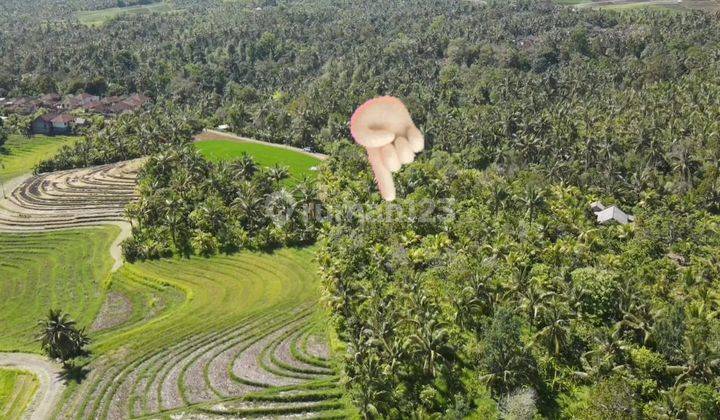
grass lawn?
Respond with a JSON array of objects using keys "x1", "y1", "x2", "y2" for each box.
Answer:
[
  {"x1": 0, "y1": 368, "x2": 39, "y2": 420},
  {"x1": 0, "y1": 228, "x2": 118, "y2": 352},
  {"x1": 0, "y1": 134, "x2": 76, "y2": 184},
  {"x1": 77, "y1": 2, "x2": 174, "y2": 26},
  {"x1": 195, "y1": 139, "x2": 321, "y2": 185}
]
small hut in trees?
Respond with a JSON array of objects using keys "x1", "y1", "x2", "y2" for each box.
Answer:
[{"x1": 591, "y1": 202, "x2": 634, "y2": 225}]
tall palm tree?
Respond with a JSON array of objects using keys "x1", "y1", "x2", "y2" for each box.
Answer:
[
  {"x1": 230, "y1": 154, "x2": 258, "y2": 179},
  {"x1": 267, "y1": 165, "x2": 290, "y2": 186},
  {"x1": 532, "y1": 298, "x2": 572, "y2": 355},
  {"x1": 521, "y1": 185, "x2": 545, "y2": 222},
  {"x1": 670, "y1": 143, "x2": 700, "y2": 186},
  {"x1": 37, "y1": 309, "x2": 90, "y2": 367},
  {"x1": 517, "y1": 284, "x2": 555, "y2": 326}
]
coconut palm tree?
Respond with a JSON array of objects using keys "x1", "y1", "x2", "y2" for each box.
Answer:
[
  {"x1": 532, "y1": 298, "x2": 572, "y2": 356},
  {"x1": 37, "y1": 309, "x2": 90, "y2": 367},
  {"x1": 670, "y1": 143, "x2": 700, "y2": 187},
  {"x1": 520, "y1": 185, "x2": 544, "y2": 223},
  {"x1": 230, "y1": 154, "x2": 258, "y2": 179},
  {"x1": 267, "y1": 165, "x2": 290, "y2": 186}
]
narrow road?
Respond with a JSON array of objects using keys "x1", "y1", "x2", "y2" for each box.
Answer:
[
  {"x1": 0, "y1": 353, "x2": 63, "y2": 420},
  {"x1": 0, "y1": 164, "x2": 137, "y2": 418},
  {"x1": 109, "y1": 221, "x2": 131, "y2": 272},
  {"x1": 195, "y1": 129, "x2": 328, "y2": 160}
]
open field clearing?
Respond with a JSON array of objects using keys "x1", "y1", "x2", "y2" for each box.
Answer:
[
  {"x1": 0, "y1": 228, "x2": 118, "y2": 352},
  {"x1": 194, "y1": 129, "x2": 327, "y2": 161},
  {"x1": 56, "y1": 247, "x2": 353, "y2": 419},
  {"x1": 0, "y1": 368, "x2": 38, "y2": 419},
  {"x1": 77, "y1": 2, "x2": 175, "y2": 26},
  {"x1": 0, "y1": 135, "x2": 76, "y2": 186},
  {"x1": 195, "y1": 137, "x2": 323, "y2": 184}
]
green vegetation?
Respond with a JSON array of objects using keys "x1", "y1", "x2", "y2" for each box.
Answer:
[
  {"x1": 38, "y1": 309, "x2": 91, "y2": 367},
  {"x1": 195, "y1": 139, "x2": 320, "y2": 183},
  {"x1": 35, "y1": 106, "x2": 201, "y2": 173},
  {"x1": 0, "y1": 369, "x2": 39, "y2": 420},
  {"x1": 56, "y1": 247, "x2": 352, "y2": 418},
  {"x1": 0, "y1": 135, "x2": 75, "y2": 183},
  {"x1": 0, "y1": 224, "x2": 347, "y2": 418},
  {"x1": 2, "y1": 0, "x2": 720, "y2": 417},
  {"x1": 321, "y1": 149, "x2": 720, "y2": 417},
  {"x1": 123, "y1": 142, "x2": 320, "y2": 260},
  {"x1": 0, "y1": 228, "x2": 118, "y2": 352},
  {"x1": 77, "y1": 2, "x2": 173, "y2": 26},
  {"x1": 1, "y1": 0, "x2": 717, "y2": 152},
  {"x1": 0, "y1": 117, "x2": 7, "y2": 148}
]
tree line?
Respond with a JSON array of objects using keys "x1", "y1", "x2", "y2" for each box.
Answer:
[
  {"x1": 7, "y1": 0, "x2": 720, "y2": 417},
  {"x1": 123, "y1": 141, "x2": 320, "y2": 260},
  {"x1": 34, "y1": 103, "x2": 203, "y2": 173}
]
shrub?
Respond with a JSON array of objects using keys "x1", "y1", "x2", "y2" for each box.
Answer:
[
  {"x1": 570, "y1": 267, "x2": 620, "y2": 324},
  {"x1": 499, "y1": 387, "x2": 538, "y2": 420}
]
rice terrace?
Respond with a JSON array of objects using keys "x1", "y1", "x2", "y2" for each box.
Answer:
[
  {"x1": 3, "y1": 0, "x2": 720, "y2": 418},
  {"x1": 0, "y1": 130, "x2": 351, "y2": 418}
]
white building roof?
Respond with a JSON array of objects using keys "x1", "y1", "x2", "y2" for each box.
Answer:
[
  {"x1": 217, "y1": 124, "x2": 230, "y2": 131},
  {"x1": 595, "y1": 205, "x2": 633, "y2": 225},
  {"x1": 590, "y1": 201, "x2": 605, "y2": 212}
]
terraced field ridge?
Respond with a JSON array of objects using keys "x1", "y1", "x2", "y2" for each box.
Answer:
[
  {"x1": 0, "y1": 353, "x2": 64, "y2": 420},
  {"x1": 0, "y1": 139, "x2": 351, "y2": 418},
  {"x1": 56, "y1": 249, "x2": 352, "y2": 419},
  {"x1": 0, "y1": 367, "x2": 39, "y2": 419},
  {"x1": 0, "y1": 159, "x2": 143, "y2": 232}
]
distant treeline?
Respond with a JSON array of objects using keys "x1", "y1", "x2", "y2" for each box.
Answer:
[
  {"x1": 34, "y1": 103, "x2": 203, "y2": 173},
  {"x1": 9, "y1": 0, "x2": 720, "y2": 417},
  {"x1": 2, "y1": 0, "x2": 718, "y2": 161}
]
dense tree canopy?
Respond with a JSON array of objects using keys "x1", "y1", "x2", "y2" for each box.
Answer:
[
  {"x1": 34, "y1": 103, "x2": 203, "y2": 172},
  {"x1": 5, "y1": 0, "x2": 720, "y2": 417},
  {"x1": 123, "y1": 143, "x2": 320, "y2": 260},
  {"x1": 319, "y1": 146, "x2": 720, "y2": 417},
  {"x1": 2, "y1": 0, "x2": 719, "y2": 160}
]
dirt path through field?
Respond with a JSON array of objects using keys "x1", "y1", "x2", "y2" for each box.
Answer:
[
  {"x1": 0, "y1": 173, "x2": 32, "y2": 200},
  {"x1": 109, "y1": 221, "x2": 131, "y2": 272},
  {"x1": 0, "y1": 353, "x2": 64, "y2": 420}
]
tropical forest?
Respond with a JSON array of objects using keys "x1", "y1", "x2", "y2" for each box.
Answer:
[{"x1": 0, "y1": 0, "x2": 719, "y2": 419}]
